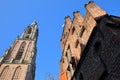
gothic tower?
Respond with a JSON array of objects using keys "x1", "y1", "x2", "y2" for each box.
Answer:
[{"x1": 0, "y1": 22, "x2": 38, "y2": 80}]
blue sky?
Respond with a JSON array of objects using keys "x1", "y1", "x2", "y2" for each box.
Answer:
[{"x1": 0, "y1": 0, "x2": 120, "y2": 80}]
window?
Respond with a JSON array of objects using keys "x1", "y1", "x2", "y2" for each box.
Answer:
[
  {"x1": 20, "y1": 42, "x2": 26, "y2": 49},
  {"x1": 12, "y1": 66, "x2": 21, "y2": 80},
  {"x1": 27, "y1": 27, "x2": 32, "y2": 34},
  {"x1": 15, "y1": 42, "x2": 26, "y2": 60},
  {"x1": 66, "y1": 45, "x2": 72, "y2": 62},
  {"x1": 24, "y1": 27, "x2": 33, "y2": 39},
  {"x1": 5, "y1": 41, "x2": 19, "y2": 61},
  {"x1": 71, "y1": 27, "x2": 75, "y2": 35},
  {"x1": 68, "y1": 29, "x2": 70, "y2": 32},
  {"x1": 70, "y1": 57, "x2": 76, "y2": 70},
  {"x1": 0, "y1": 66, "x2": 9, "y2": 79},
  {"x1": 25, "y1": 35, "x2": 29, "y2": 39},
  {"x1": 67, "y1": 65, "x2": 72, "y2": 77},
  {"x1": 75, "y1": 40, "x2": 79, "y2": 48},
  {"x1": 80, "y1": 26, "x2": 85, "y2": 37},
  {"x1": 67, "y1": 65, "x2": 71, "y2": 72}
]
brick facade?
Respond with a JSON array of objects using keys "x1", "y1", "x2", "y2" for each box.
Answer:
[
  {"x1": 72, "y1": 15, "x2": 120, "y2": 80},
  {"x1": 60, "y1": 1, "x2": 107, "y2": 80}
]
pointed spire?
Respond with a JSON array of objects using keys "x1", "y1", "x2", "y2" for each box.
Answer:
[{"x1": 31, "y1": 21, "x2": 37, "y2": 26}]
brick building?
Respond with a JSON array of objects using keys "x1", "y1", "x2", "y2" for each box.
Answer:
[
  {"x1": 0, "y1": 22, "x2": 38, "y2": 80},
  {"x1": 60, "y1": 1, "x2": 120, "y2": 80},
  {"x1": 72, "y1": 14, "x2": 120, "y2": 80}
]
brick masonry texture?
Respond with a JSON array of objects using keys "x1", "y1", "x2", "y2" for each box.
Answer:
[
  {"x1": 72, "y1": 16, "x2": 120, "y2": 80},
  {"x1": 60, "y1": 1, "x2": 120, "y2": 80}
]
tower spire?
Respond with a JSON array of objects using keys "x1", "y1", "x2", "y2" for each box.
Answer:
[{"x1": 0, "y1": 22, "x2": 38, "y2": 80}]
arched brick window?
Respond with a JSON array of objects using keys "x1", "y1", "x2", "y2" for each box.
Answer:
[
  {"x1": 12, "y1": 66, "x2": 21, "y2": 80},
  {"x1": 71, "y1": 27, "x2": 75, "y2": 35},
  {"x1": 5, "y1": 41, "x2": 20, "y2": 61},
  {"x1": 80, "y1": 26, "x2": 85, "y2": 37},
  {"x1": 0, "y1": 66, "x2": 9, "y2": 79},
  {"x1": 25, "y1": 27, "x2": 33, "y2": 39},
  {"x1": 15, "y1": 41, "x2": 26, "y2": 60},
  {"x1": 75, "y1": 40, "x2": 79, "y2": 48},
  {"x1": 27, "y1": 27, "x2": 32, "y2": 34}
]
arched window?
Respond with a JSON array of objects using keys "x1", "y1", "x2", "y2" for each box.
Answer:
[
  {"x1": 0, "y1": 66, "x2": 9, "y2": 79},
  {"x1": 70, "y1": 57, "x2": 76, "y2": 70},
  {"x1": 75, "y1": 40, "x2": 79, "y2": 48},
  {"x1": 4, "y1": 41, "x2": 20, "y2": 62},
  {"x1": 71, "y1": 27, "x2": 75, "y2": 35},
  {"x1": 27, "y1": 27, "x2": 32, "y2": 34},
  {"x1": 15, "y1": 42, "x2": 26, "y2": 60},
  {"x1": 80, "y1": 26, "x2": 85, "y2": 37},
  {"x1": 24, "y1": 27, "x2": 33, "y2": 39},
  {"x1": 12, "y1": 66, "x2": 21, "y2": 80}
]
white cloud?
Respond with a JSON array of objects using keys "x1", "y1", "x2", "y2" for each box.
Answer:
[{"x1": 62, "y1": 24, "x2": 65, "y2": 28}]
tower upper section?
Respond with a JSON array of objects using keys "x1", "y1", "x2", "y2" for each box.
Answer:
[
  {"x1": 22, "y1": 21, "x2": 38, "y2": 42},
  {"x1": 0, "y1": 21, "x2": 38, "y2": 64},
  {"x1": 0, "y1": 22, "x2": 38, "y2": 80}
]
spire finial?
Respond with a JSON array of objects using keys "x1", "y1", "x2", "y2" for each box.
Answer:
[{"x1": 31, "y1": 21, "x2": 37, "y2": 25}]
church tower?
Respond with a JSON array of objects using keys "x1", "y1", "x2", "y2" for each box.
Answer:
[{"x1": 0, "y1": 22, "x2": 38, "y2": 80}]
